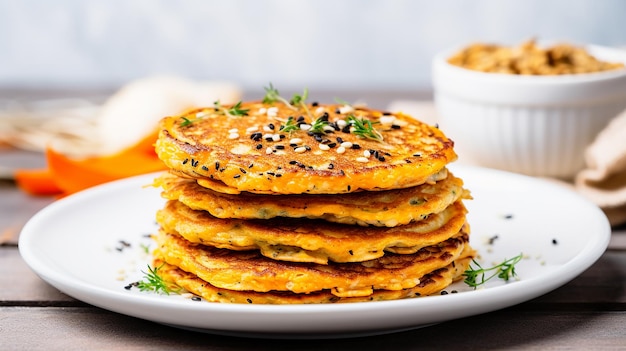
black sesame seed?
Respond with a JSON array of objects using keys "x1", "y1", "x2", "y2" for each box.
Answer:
[
  {"x1": 265, "y1": 137, "x2": 273, "y2": 142},
  {"x1": 256, "y1": 144, "x2": 263, "y2": 150},
  {"x1": 191, "y1": 296, "x2": 201, "y2": 301},
  {"x1": 268, "y1": 123, "x2": 275, "y2": 130},
  {"x1": 341, "y1": 125, "x2": 351, "y2": 133},
  {"x1": 215, "y1": 162, "x2": 220, "y2": 170},
  {"x1": 351, "y1": 144, "x2": 361, "y2": 149},
  {"x1": 124, "y1": 284, "x2": 132, "y2": 290},
  {"x1": 347, "y1": 185, "x2": 351, "y2": 191},
  {"x1": 279, "y1": 134, "x2": 285, "y2": 139},
  {"x1": 382, "y1": 111, "x2": 392, "y2": 115},
  {"x1": 328, "y1": 163, "x2": 335, "y2": 169},
  {"x1": 327, "y1": 142, "x2": 337, "y2": 148},
  {"x1": 234, "y1": 174, "x2": 241, "y2": 179},
  {"x1": 275, "y1": 145, "x2": 285, "y2": 150},
  {"x1": 267, "y1": 172, "x2": 275, "y2": 176},
  {"x1": 312, "y1": 101, "x2": 319, "y2": 107},
  {"x1": 182, "y1": 158, "x2": 189, "y2": 165},
  {"x1": 276, "y1": 174, "x2": 282, "y2": 177},
  {"x1": 289, "y1": 160, "x2": 298, "y2": 165},
  {"x1": 246, "y1": 298, "x2": 252, "y2": 303},
  {"x1": 248, "y1": 163, "x2": 254, "y2": 168},
  {"x1": 314, "y1": 135, "x2": 323, "y2": 142},
  {"x1": 202, "y1": 165, "x2": 209, "y2": 171},
  {"x1": 336, "y1": 137, "x2": 344, "y2": 143},
  {"x1": 305, "y1": 145, "x2": 311, "y2": 151},
  {"x1": 335, "y1": 109, "x2": 341, "y2": 114},
  {"x1": 240, "y1": 168, "x2": 247, "y2": 174},
  {"x1": 297, "y1": 116, "x2": 305, "y2": 122},
  {"x1": 391, "y1": 124, "x2": 401, "y2": 129},
  {"x1": 349, "y1": 250, "x2": 354, "y2": 255},
  {"x1": 378, "y1": 156, "x2": 386, "y2": 162},
  {"x1": 552, "y1": 239, "x2": 558, "y2": 245},
  {"x1": 440, "y1": 291, "x2": 449, "y2": 295}
]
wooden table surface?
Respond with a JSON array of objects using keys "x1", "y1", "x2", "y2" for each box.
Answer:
[{"x1": 1, "y1": 89, "x2": 625, "y2": 350}]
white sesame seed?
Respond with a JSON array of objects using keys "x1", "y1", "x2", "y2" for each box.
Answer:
[
  {"x1": 228, "y1": 133, "x2": 239, "y2": 140},
  {"x1": 319, "y1": 144, "x2": 330, "y2": 151},
  {"x1": 263, "y1": 133, "x2": 274, "y2": 139},
  {"x1": 336, "y1": 146, "x2": 346, "y2": 154},
  {"x1": 340, "y1": 141, "x2": 353, "y2": 148},
  {"x1": 356, "y1": 157, "x2": 369, "y2": 163},
  {"x1": 294, "y1": 146, "x2": 307, "y2": 153},
  {"x1": 323, "y1": 125, "x2": 335, "y2": 132},
  {"x1": 228, "y1": 128, "x2": 239, "y2": 133},
  {"x1": 246, "y1": 126, "x2": 259, "y2": 133},
  {"x1": 263, "y1": 125, "x2": 273, "y2": 132},
  {"x1": 339, "y1": 105, "x2": 354, "y2": 114},
  {"x1": 289, "y1": 138, "x2": 303, "y2": 144},
  {"x1": 267, "y1": 107, "x2": 278, "y2": 117},
  {"x1": 300, "y1": 124, "x2": 312, "y2": 131},
  {"x1": 337, "y1": 119, "x2": 347, "y2": 128},
  {"x1": 315, "y1": 106, "x2": 325, "y2": 115},
  {"x1": 258, "y1": 107, "x2": 267, "y2": 114},
  {"x1": 272, "y1": 134, "x2": 281, "y2": 142},
  {"x1": 380, "y1": 116, "x2": 396, "y2": 125},
  {"x1": 364, "y1": 150, "x2": 371, "y2": 157},
  {"x1": 266, "y1": 147, "x2": 273, "y2": 154}
]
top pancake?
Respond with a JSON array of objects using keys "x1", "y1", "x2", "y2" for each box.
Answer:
[{"x1": 155, "y1": 101, "x2": 457, "y2": 194}]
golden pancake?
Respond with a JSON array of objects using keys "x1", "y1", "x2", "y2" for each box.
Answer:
[
  {"x1": 154, "y1": 171, "x2": 469, "y2": 227},
  {"x1": 153, "y1": 255, "x2": 473, "y2": 304},
  {"x1": 155, "y1": 101, "x2": 456, "y2": 194},
  {"x1": 156, "y1": 199, "x2": 469, "y2": 264},
  {"x1": 154, "y1": 229, "x2": 472, "y2": 297}
]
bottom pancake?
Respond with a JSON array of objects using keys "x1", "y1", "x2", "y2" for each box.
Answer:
[
  {"x1": 153, "y1": 255, "x2": 473, "y2": 304},
  {"x1": 154, "y1": 229, "x2": 474, "y2": 297}
]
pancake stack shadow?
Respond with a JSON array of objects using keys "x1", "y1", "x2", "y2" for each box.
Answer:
[{"x1": 150, "y1": 99, "x2": 476, "y2": 304}]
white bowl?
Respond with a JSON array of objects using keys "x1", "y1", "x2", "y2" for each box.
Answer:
[{"x1": 432, "y1": 44, "x2": 626, "y2": 179}]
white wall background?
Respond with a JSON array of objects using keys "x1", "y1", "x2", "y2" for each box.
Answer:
[{"x1": 1, "y1": 0, "x2": 625, "y2": 91}]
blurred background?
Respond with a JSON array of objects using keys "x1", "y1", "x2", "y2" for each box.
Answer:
[{"x1": 2, "y1": 0, "x2": 626, "y2": 92}]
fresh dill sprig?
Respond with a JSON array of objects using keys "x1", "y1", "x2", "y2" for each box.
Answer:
[
  {"x1": 279, "y1": 116, "x2": 300, "y2": 133},
  {"x1": 290, "y1": 88, "x2": 313, "y2": 119},
  {"x1": 135, "y1": 264, "x2": 173, "y2": 295},
  {"x1": 463, "y1": 253, "x2": 523, "y2": 289},
  {"x1": 346, "y1": 114, "x2": 384, "y2": 141},
  {"x1": 214, "y1": 100, "x2": 249, "y2": 118},
  {"x1": 308, "y1": 115, "x2": 331, "y2": 134}
]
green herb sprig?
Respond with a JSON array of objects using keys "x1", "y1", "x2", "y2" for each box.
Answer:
[
  {"x1": 463, "y1": 253, "x2": 523, "y2": 289},
  {"x1": 347, "y1": 114, "x2": 384, "y2": 142},
  {"x1": 135, "y1": 264, "x2": 174, "y2": 295},
  {"x1": 214, "y1": 100, "x2": 249, "y2": 118},
  {"x1": 263, "y1": 83, "x2": 294, "y2": 108},
  {"x1": 279, "y1": 116, "x2": 300, "y2": 134},
  {"x1": 263, "y1": 83, "x2": 313, "y2": 119},
  {"x1": 309, "y1": 116, "x2": 331, "y2": 134}
]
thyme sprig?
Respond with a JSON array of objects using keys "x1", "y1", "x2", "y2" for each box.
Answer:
[
  {"x1": 463, "y1": 253, "x2": 523, "y2": 289},
  {"x1": 135, "y1": 264, "x2": 174, "y2": 295},
  {"x1": 347, "y1": 114, "x2": 384, "y2": 142},
  {"x1": 214, "y1": 100, "x2": 249, "y2": 118},
  {"x1": 263, "y1": 83, "x2": 294, "y2": 108},
  {"x1": 279, "y1": 116, "x2": 300, "y2": 134},
  {"x1": 309, "y1": 115, "x2": 331, "y2": 134},
  {"x1": 263, "y1": 83, "x2": 313, "y2": 119}
]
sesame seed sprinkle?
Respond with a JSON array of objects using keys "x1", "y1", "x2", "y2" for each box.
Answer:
[
  {"x1": 356, "y1": 157, "x2": 369, "y2": 163},
  {"x1": 336, "y1": 146, "x2": 346, "y2": 154},
  {"x1": 319, "y1": 144, "x2": 330, "y2": 151},
  {"x1": 294, "y1": 146, "x2": 307, "y2": 153}
]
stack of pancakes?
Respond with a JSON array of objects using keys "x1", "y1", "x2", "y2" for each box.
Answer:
[{"x1": 151, "y1": 98, "x2": 475, "y2": 304}]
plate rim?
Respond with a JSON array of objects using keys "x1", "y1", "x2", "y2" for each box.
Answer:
[{"x1": 18, "y1": 165, "x2": 611, "y2": 337}]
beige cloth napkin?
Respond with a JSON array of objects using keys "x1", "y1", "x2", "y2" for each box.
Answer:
[
  {"x1": 575, "y1": 108, "x2": 626, "y2": 227},
  {"x1": 388, "y1": 100, "x2": 626, "y2": 227}
]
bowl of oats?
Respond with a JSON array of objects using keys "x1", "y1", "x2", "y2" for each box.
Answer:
[{"x1": 432, "y1": 39, "x2": 626, "y2": 179}]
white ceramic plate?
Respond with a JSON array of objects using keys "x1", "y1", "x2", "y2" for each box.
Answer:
[{"x1": 19, "y1": 164, "x2": 611, "y2": 339}]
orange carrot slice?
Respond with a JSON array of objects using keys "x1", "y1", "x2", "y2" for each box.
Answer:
[{"x1": 14, "y1": 168, "x2": 63, "y2": 196}]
